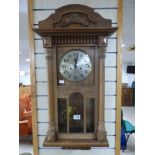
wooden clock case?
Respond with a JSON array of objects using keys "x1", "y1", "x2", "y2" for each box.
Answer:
[{"x1": 33, "y1": 4, "x2": 117, "y2": 148}]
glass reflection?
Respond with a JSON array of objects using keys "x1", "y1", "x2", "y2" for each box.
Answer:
[
  {"x1": 58, "y1": 98, "x2": 67, "y2": 133},
  {"x1": 86, "y1": 98, "x2": 95, "y2": 132},
  {"x1": 69, "y1": 92, "x2": 84, "y2": 133}
]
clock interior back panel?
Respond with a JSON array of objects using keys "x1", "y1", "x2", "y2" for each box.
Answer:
[{"x1": 33, "y1": 0, "x2": 118, "y2": 154}]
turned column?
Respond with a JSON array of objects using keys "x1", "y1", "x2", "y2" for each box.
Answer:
[{"x1": 97, "y1": 36, "x2": 107, "y2": 141}]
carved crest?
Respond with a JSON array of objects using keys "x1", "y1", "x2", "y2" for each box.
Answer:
[
  {"x1": 59, "y1": 13, "x2": 89, "y2": 27},
  {"x1": 38, "y1": 4, "x2": 112, "y2": 29}
]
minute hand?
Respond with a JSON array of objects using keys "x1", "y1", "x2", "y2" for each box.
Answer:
[
  {"x1": 74, "y1": 58, "x2": 77, "y2": 69},
  {"x1": 74, "y1": 53, "x2": 79, "y2": 69}
]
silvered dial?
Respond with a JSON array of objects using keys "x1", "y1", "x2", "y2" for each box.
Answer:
[{"x1": 59, "y1": 50, "x2": 92, "y2": 81}]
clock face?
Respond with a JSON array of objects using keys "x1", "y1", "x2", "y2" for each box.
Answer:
[{"x1": 59, "y1": 49, "x2": 92, "y2": 81}]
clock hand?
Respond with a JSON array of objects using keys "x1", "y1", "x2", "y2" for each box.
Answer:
[
  {"x1": 75, "y1": 53, "x2": 79, "y2": 69},
  {"x1": 74, "y1": 58, "x2": 77, "y2": 69}
]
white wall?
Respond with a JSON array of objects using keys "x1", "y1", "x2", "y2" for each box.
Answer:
[
  {"x1": 122, "y1": 63, "x2": 135, "y2": 87},
  {"x1": 122, "y1": 0, "x2": 135, "y2": 64},
  {"x1": 33, "y1": 0, "x2": 118, "y2": 155},
  {"x1": 122, "y1": 0, "x2": 135, "y2": 87},
  {"x1": 19, "y1": 0, "x2": 31, "y2": 85},
  {"x1": 19, "y1": 64, "x2": 30, "y2": 85}
]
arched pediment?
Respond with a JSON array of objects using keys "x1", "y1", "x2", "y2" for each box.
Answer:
[{"x1": 39, "y1": 4, "x2": 112, "y2": 29}]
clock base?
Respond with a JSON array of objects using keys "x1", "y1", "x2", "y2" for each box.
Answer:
[
  {"x1": 43, "y1": 137, "x2": 109, "y2": 148},
  {"x1": 62, "y1": 147, "x2": 91, "y2": 150}
]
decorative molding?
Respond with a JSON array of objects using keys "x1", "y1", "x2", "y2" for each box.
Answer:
[
  {"x1": 99, "y1": 36, "x2": 108, "y2": 46},
  {"x1": 58, "y1": 13, "x2": 90, "y2": 27},
  {"x1": 51, "y1": 36, "x2": 98, "y2": 45},
  {"x1": 43, "y1": 37, "x2": 52, "y2": 48}
]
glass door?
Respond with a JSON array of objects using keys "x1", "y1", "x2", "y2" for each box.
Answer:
[{"x1": 58, "y1": 92, "x2": 95, "y2": 139}]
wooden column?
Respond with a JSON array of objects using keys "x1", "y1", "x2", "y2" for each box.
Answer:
[
  {"x1": 44, "y1": 38, "x2": 56, "y2": 142},
  {"x1": 97, "y1": 36, "x2": 107, "y2": 141}
]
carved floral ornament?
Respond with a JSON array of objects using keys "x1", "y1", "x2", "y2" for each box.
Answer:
[{"x1": 59, "y1": 13, "x2": 90, "y2": 27}]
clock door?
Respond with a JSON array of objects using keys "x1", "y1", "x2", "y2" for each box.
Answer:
[
  {"x1": 56, "y1": 46, "x2": 98, "y2": 140},
  {"x1": 58, "y1": 93, "x2": 85, "y2": 133},
  {"x1": 57, "y1": 93, "x2": 96, "y2": 140}
]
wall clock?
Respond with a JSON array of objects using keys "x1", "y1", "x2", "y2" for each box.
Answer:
[{"x1": 33, "y1": 4, "x2": 118, "y2": 149}]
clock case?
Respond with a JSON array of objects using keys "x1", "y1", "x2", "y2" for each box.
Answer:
[{"x1": 33, "y1": 4, "x2": 118, "y2": 148}]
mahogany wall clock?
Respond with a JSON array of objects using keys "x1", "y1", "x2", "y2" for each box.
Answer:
[{"x1": 33, "y1": 4, "x2": 118, "y2": 148}]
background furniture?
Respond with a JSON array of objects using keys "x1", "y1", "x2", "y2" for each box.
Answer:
[
  {"x1": 19, "y1": 93, "x2": 32, "y2": 136},
  {"x1": 122, "y1": 86, "x2": 134, "y2": 106}
]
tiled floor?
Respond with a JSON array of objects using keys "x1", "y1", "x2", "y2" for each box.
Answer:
[
  {"x1": 19, "y1": 107, "x2": 135, "y2": 155},
  {"x1": 19, "y1": 141, "x2": 33, "y2": 155}
]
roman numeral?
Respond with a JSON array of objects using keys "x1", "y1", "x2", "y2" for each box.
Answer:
[
  {"x1": 62, "y1": 65, "x2": 66, "y2": 68},
  {"x1": 68, "y1": 74, "x2": 71, "y2": 78},
  {"x1": 80, "y1": 74, "x2": 84, "y2": 78},
  {"x1": 64, "y1": 59, "x2": 69, "y2": 62},
  {"x1": 85, "y1": 64, "x2": 89, "y2": 68},
  {"x1": 74, "y1": 76, "x2": 77, "y2": 80},
  {"x1": 64, "y1": 70, "x2": 68, "y2": 74},
  {"x1": 68, "y1": 54, "x2": 71, "y2": 58}
]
